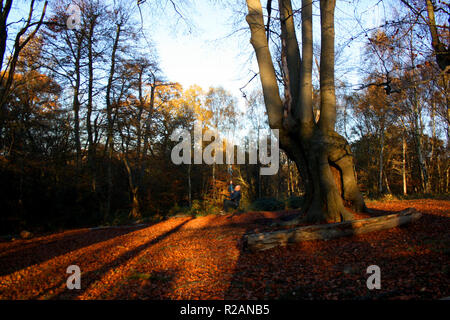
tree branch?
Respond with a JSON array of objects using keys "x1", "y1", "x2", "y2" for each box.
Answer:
[
  {"x1": 317, "y1": 0, "x2": 336, "y2": 132},
  {"x1": 298, "y1": 0, "x2": 314, "y2": 128},
  {"x1": 279, "y1": 0, "x2": 301, "y2": 115},
  {"x1": 246, "y1": 0, "x2": 283, "y2": 129}
]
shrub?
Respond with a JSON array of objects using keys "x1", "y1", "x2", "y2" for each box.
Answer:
[
  {"x1": 167, "y1": 204, "x2": 181, "y2": 216},
  {"x1": 188, "y1": 200, "x2": 203, "y2": 217},
  {"x1": 111, "y1": 209, "x2": 132, "y2": 226},
  {"x1": 203, "y1": 200, "x2": 219, "y2": 216},
  {"x1": 168, "y1": 200, "x2": 223, "y2": 218},
  {"x1": 285, "y1": 196, "x2": 304, "y2": 209},
  {"x1": 249, "y1": 197, "x2": 285, "y2": 211}
]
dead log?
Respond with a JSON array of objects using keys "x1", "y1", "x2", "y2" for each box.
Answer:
[{"x1": 244, "y1": 208, "x2": 422, "y2": 251}]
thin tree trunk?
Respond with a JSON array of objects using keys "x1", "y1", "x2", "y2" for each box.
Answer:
[
  {"x1": 414, "y1": 103, "x2": 429, "y2": 193},
  {"x1": 287, "y1": 159, "x2": 292, "y2": 196},
  {"x1": 257, "y1": 128, "x2": 261, "y2": 198},
  {"x1": 123, "y1": 155, "x2": 140, "y2": 219},
  {"x1": 430, "y1": 99, "x2": 436, "y2": 192},
  {"x1": 446, "y1": 166, "x2": 449, "y2": 194},
  {"x1": 424, "y1": 0, "x2": 450, "y2": 71},
  {"x1": 105, "y1": 23, "x2": 122, "y2": 220},
  {"x1": 378, "y1": 127, "x2": 384, "y2": 193},
  {"x1": 72, "y1": 33, "x2": 82, "y2": 171},
  {"x1": 87, "y1": 15, "x2": 96, "y2": 192},
  {"x1": 409, "y1": 33, "x2": 429, "y2": 194},
  {"x1": 437, "y1": 158, "x2": 442, "y2": 194},
  {"x1": 212, "y1": 163, "x2": 216, "y2": 200},
  {"x1": 384, "y1": 171, "x2": 392, "y2": 195},
  {"x1": 141, "y1": 80, "x2": 156, "y2": 179},
  {"x1": 403, "y1": 134, "x2": 407, "y2": 195},
  {"x1": 136, "y1": 69, "x2": 144, "y2": 161},
  {"x1": 0, "y1": 1, "x2": 13, "y2": 70},
  {"x1": 188, "y1": 164, "x2": 192, "y2": 207}
]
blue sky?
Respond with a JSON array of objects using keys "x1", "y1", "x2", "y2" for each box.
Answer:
[
  {"x1": 4, "y1": 1, "x2": 446, "y2": 141},
  {"x1": 144, "y1": 1, "x2": 256, "y2": 103},
  {"x1": 6, "y1": 0, "x2": 385, "y2": 105},
  {"x1": 142, "y1": 0, "x2": 384, "y2": 99}
]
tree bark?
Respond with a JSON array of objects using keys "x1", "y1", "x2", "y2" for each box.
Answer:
[
  {"x1": 188, "y1": 163, "x2": 192, "y2": 207},
  {"x1": 122, "y1": 154, "x2": 141, "y2": 220},
  {"x1": 402, "y1": 134, "x2": 407, "y2": 195},
  {"x1": 246, "y1": 0, "x2": 367, "y2": 223},
  {"x1": 424, "y1": 0, "x2": 450, "y2": 72},
  {"x1": 73, "y1": 34, "x2": 82, "y2": 170},
  {"x1": 105, "y1": 23, "x2": 122, "y2": 220},
  {"x1": 86, "y1": 10, "x2": 97, "y2": 192},
  {"x1": 378, "y1": 126, "x2": 384, "y2": 193},
  {"x1": 245, "y1": 208, "x2": 421, "y2": 251},
  {"x1": 0, "y1": 0, "x2": 13, "y2": 69},
  {"x1": 413, "y1": 92, "x2": 429, "y2": 193}
]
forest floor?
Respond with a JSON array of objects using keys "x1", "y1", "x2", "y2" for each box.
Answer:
[{"x1": 0, "y1": 199, "x2": 448, "y2": 300}]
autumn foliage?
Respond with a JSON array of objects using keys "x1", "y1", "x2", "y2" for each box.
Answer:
[{"x1": 0, "y1": 200, "x2": 448, "y2": 300}]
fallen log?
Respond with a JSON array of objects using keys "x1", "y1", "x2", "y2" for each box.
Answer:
[{"x1": 244, "y1": 208, "x2": 422, "y2": 251}]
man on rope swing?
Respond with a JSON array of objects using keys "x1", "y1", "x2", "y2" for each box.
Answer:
[{"x1": 222, "y1": 185, "x2": 242, "y2": 214}]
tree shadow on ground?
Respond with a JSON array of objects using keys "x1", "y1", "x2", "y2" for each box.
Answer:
[
  {"x1": 224, "y1": 207, "x2": 449, "y2": 300},
  {"x1": 119, "y1": 268, "x2": 181, "y2": 299},
  {"x1": 49, "y1": 218, "x2": 192, "y2": 299},
  {"x1": 0, "y1": 225, "x2": 151, "y2": 277}
]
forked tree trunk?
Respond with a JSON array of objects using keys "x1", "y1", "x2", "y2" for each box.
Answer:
[{"x1": 246, "y1": 0, "x2": 367, "y2": 223}]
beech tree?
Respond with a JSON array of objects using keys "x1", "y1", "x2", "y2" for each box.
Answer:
[{"x1": 245, "y1": 0, "x2": 367, "y2": 223}]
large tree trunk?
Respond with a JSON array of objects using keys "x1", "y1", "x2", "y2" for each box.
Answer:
[{"x1": 246, "y1": 0, "x2": 367, "y2": 223}]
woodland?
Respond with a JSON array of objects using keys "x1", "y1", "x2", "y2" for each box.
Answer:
[{"x1": 0, "y1": 0, "x2": 448, "y2": 301}]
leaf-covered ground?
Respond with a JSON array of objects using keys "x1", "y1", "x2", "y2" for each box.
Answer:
[{"x1": 0, "y1": 199, "x2": 448, "y2": 300}]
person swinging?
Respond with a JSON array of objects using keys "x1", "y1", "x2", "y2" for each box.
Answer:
[{"x1": 223, "y1": 184, "x2": 241, "y2": 213}]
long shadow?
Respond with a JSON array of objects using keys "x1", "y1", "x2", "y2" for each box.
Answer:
[
  {"x1": 223, "y1": 212, "x2": 297, "y2": 300},
  {"x1": 121, "y1": 267, "x2": 182, "y2": 300},
  {"x1": 223, "y1": 210, "x2": 369, "y2": 299},
  {"x1": 225, "y1": 206, "x2": 450, "y2": 300},
  {"x1": 0, "y1": 224, "x2": 149, "y2": 277},
  {"x1": 49, "y1": 218, "x2": 192, "y2": 300}
]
